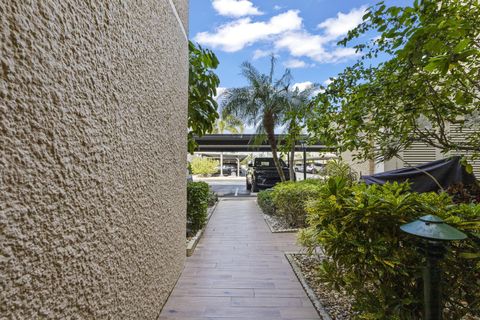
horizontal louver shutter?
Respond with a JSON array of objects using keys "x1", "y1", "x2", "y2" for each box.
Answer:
[
  {"x1": 402, "y1": 142, "x2": 437, "y2": 166},
  {"x1": 449, "y1": 123, "x2": 480, "y2": 178}
]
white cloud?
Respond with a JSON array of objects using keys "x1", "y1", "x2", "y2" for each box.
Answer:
[
  {"x1": 292, "y1": 81, "x2": 323, "y2": 96},
  {"x1": 283, "y1": 59, "x2": 312, "y2": 69},
  {"x1": 195, "y1": 6, "x2": 364, "y2": 64},
  {"x1": 275, "y1": 31, "x2": 328, "y2": 60},
  {"x1": 194, "y1": 10, "x2": 302, "y2": 52},
  {"x1": 272, "y1": 6, "x2": 365, "y2": 63},
  {"x1": 212, "y1": 0, "x2": 263, "y2": 17},
  {"x1": 323, "y1": 78, "x2": 335, "y2": 86},
  {"x1": 252, "y1": 49, "x2": 271, "y2": 60},
  {"x1": 292, "y1": 81, "x2": 313, "y2": 91},
  {"x1": 317, "y1": 6, "x2": 367, "y2": 39},
  {"x1": 274, "y1": 5, "x2": 282, "y2": 10},
  {"x1": 275, "y1": 31, "x2": 358, "y2": 63}
]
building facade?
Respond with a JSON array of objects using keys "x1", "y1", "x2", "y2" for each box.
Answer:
[
  {"x1": 343, "y1": 122, "x2": 480, "y2": 178},
  {"x1": 382, "y1": 123, "x2": 480, "y2": 177},
  {"x1": 1, "y1": 1, "x2": 188, "y2": 318}
]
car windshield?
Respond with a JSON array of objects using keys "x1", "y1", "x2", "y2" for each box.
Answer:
[{"x1": 254, "y1": 158, "x2": 286, "y2": 167}]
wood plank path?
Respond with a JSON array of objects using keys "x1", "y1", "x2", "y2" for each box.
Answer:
[{"x1": 159, "y1": 198, "x2": 321, "y2": 320}]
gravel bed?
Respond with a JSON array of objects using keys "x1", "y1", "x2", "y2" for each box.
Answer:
[
  {"x1": 292, "y1": 253, "x2": 355, "y2": 320},
  {"x1": 263, "y1": 214, "x2": 299, "y2": 232}
]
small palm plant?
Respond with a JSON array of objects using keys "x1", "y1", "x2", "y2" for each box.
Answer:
[{"x1": 221, "y1": 57, "x2": 291, "y2": 181}]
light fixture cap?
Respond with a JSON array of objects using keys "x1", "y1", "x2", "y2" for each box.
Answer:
[{"x1": 400, "y1": 215, "x2": 467, "y2": 241}]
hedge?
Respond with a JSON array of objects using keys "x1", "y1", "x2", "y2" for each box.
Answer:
[
  {"x1": 270, "y1": 179, "x2": 323, "y2": 227},
  {"x1": 257, "y1": 189, "x2": 275, "y2": 216},
  {"x1": 187, "y1": 181, "x2": 210, "y2": 236}
]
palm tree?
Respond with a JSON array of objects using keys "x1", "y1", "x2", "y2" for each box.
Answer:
[
  {"x1": 221, "y1": 57, "x2": 291, "y2": 181},
  {"x1": 211, "y1": 114, "x2": 245, "y2": 134},
  {"x1": 283, "y1": 85, "x2": 319, "y2": 180}
]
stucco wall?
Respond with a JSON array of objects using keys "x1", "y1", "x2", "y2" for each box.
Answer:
[
  {"x1": 340, "y1": 151, "x2": 373, "y2": 176},
  {"x1": 1, "y1": 1, "x2": 187, "y2": 318}
]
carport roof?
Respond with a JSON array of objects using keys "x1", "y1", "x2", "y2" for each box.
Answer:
[
  {"x1": 194, "y1": 134, "x2": 328, "y2": 152},
  {"x1": 196, "y1": 152, "x2": 249, "y2": 161}
]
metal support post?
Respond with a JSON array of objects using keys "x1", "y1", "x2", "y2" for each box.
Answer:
[
  {"x1": 423, "y1": 243, "x2": 445, "y2": 320},
  {"x1": 220, "y1": 152, "x2": 223, "y2": 176},
  {"x1": 303, "y1": 148, "x2": 307, "y2": 180}
]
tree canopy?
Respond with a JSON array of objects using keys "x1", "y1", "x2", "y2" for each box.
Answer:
[
  {"x1": 308, "y1": 0, "x2": 480, "y2": 163},
  {"x1": 188, "y1": 41, "x2": 220, "y2": 153}
]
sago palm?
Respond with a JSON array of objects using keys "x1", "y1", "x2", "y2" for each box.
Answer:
[{"x1": 221, "y1": 57, "x2": 291, "y2": 181}]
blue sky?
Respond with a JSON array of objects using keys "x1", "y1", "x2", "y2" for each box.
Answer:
[{"x1": 189, "y1": 0, "x2": 412, "y2": 92}]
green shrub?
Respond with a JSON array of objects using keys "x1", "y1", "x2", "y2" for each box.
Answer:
[
  {"x1": 271, "y1": 180, "x2": 323, "y2": 227},
  {"x1": 299, "y1": 177, "x2": 480, "y2": 319},
  {"x1": 257, "y1": 189, "x2": 275, "y2": 215},
  {"x1": 187, "y1": 181, "x2": 210, "y2": 236},
  {"x1": 207, "y1": 189, "x2": 218, "y2": 207},
  {"x1": 190, "y1": 157, "x2": 219, "y2": 176},
  {"x1": 324, "y1": 159, "x2": 357, "y2": 182}
]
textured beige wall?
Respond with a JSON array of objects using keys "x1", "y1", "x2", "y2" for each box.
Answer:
[
  {"x1": 340, "y1": 151, "x2": 373, "y2": 176},
  {"x1": 1, "y1": 1, "x2": 187, "y2": 318}
]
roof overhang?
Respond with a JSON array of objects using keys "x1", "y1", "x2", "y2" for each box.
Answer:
[{"x1": 194, "y1": 134, "x2": 329, "y2": 152}]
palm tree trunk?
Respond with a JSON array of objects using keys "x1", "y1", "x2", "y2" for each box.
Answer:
[
  {"x1": 264, "y1": 114, "x2": 286, "y2": 182},
  {"x1": 289, "y1": 142, "x2": 295, "y2": 181}
]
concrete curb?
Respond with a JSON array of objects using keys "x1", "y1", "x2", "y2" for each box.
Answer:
[
  {"x1": 285, "y1": 253, "x2": 332, "y2": 320},
  {"x1": 186, "y1": 200, "x2": 219, "y2": 257}
]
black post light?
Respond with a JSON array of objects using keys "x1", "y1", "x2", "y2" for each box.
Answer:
[
  {"x1": 400, "y1": 215, "x2": 467, "y2": 320},
  {"x1": 300, "y1": 140, "x2": 307, "y2": 180}
]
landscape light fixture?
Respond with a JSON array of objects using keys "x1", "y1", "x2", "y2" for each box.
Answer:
[{"x1": 400, "y1": 215, "x2": 467, "y2": 320}]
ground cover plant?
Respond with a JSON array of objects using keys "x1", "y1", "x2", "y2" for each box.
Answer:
[
  {"x1": 298, "y1": 177, "x2": 480, "y2": 319},
  {"x1": 186, "y1": 181, "x2": 211, "y2": 236}
]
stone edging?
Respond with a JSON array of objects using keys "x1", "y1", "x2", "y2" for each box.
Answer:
[
  {"x1": 263, "y1": 216, "x2": 299, "y2": 233},
  {"x1": 186, "y1": 200, "x2": 219, "y2": 257},
  {"x1": 285, "y1": 253, "x2": 332, "y2": 320}
]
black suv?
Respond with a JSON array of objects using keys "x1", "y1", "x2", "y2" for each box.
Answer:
[{"x1": 246, "y1": 157, "x2": 290, "y2": 192}]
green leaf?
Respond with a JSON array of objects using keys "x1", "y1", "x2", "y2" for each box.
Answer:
[
  {"x1": 459, "y1": 252, "x2": 480, "y2": 259},
  {"x1": 454, "y1": 39, "x2": 470, "y2": 53},
  {"x1": 465, "y1": 163, "x2": 473, "y2": 174},
  {"x1": 424, "y1": 60, "x2": 441, "y2": 72}
]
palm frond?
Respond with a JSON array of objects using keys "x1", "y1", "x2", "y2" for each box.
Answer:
[
  {"x1": 268, "y1": 55, "x2": 276, "y2": 84},
  {"x1": 274, "y1": 68, "x2": 292, "y2": 91},
  {"x1": 221, "y1": 87, "x2": 261, "y2": 127}
]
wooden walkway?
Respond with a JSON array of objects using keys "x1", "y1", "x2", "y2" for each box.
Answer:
[{"x1": 159, "y1": 198, "x2": 321, "y2": 320}]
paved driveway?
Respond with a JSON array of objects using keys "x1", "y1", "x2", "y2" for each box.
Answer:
[
  {"x1": 194, "y1": 177, "x2": 251, "y2": 197},
  {"x1": 194, "y1": 173, "x2": 322, "y2": 197}
]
